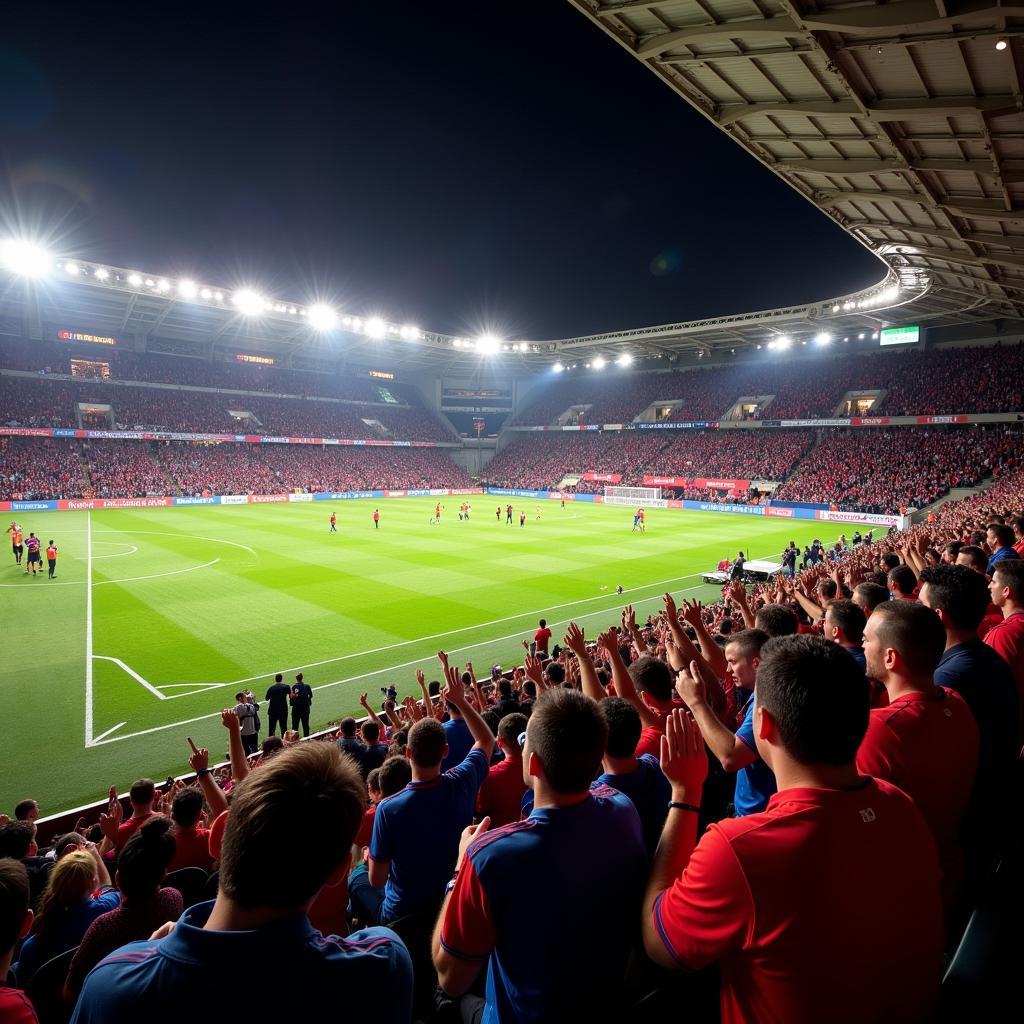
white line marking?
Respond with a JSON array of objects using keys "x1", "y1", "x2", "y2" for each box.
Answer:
[
  {"x1": 187, "y1": 565, "x2": 714, "y2": 689},
  {"x1": 94, "y1": 530, "x2": 257, "y2": 559},
  {"x1": 87, "y1": 583, "x2": 705, "y2": 744},
  {"x1": 76, "y1": 544, "x2": 138, "y2": 560},
  {"x1": 84, "y1": 510, "x2": 93, "y2": 747},
  {"x1": 93, "y1": 656, "x2": 168, "y2": 700},
  {"x1": 93, "y1": 558, "x2": 219, "y2": 587},
  {"x1": 91, "y1": 721, "x2": 127, "y2": 743}
]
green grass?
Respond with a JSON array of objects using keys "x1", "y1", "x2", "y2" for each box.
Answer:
[{"x1": 0, "y1": 498, "x2": 827, "y2": 815}]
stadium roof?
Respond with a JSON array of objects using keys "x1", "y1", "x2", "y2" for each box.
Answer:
[{"x1": 3, "y1": 0, "x2": 1024, "y2": 371}]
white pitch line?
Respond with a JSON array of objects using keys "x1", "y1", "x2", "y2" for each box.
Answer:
[
  {"x1": 93, "y1": 558, "x2": 219, "y2": 587},
  {"x1": 186, "y1": 564, "x2": 716, "y2": 689},
  {"x1": 76, "y1": 544, "x2": 138, "y2": 560},
  {"x1": 84, "y1": 510, "x2": 94, "y2": 747},
  {"x1": 87, "y1": 583, "x2": 705, "y2": 742},
  {"x1": 93, "y1": 655, "x2": 168, "y2": 700}
]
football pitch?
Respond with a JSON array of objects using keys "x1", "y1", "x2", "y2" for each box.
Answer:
[{"x1": 0, "y1": 498, "x2": 827, "y2": 815}]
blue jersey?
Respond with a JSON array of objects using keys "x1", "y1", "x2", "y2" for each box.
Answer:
[
  {"x1": 70, "y1": 902, "x2": 411, "y2": 1023},
  {"x1": 441, "y1": 717, "x2": 473, "y2": 772},
  {"x1": 371, "y1": 748, "x2": 488, "y2": 921},
  {"x1": 734, "y1": 694, "x2": 777, "y2": 816},
  {"x1": 439, "y1": 787, "x2": 646, "y2": 1024},
  {"x1": 595, "y1": 754, "x2": 670, "y2": 858}
]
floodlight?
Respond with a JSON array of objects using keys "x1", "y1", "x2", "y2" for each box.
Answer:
[
  {"x1": 592, "y1": 356, "x2": 607, "y2": 369},
  {"x1": 307, "y1": 303, "x2": 338, "y2": 331},
  {"x1": 144, "y1": 278, "x2": 155, "y2": 287},
  {"x1": 616, "y1": 353, "x2": 633, "y2": 366},
  {"x1": 94, "y1": 268, "x2": 109, "y2": 281},
  {"x1": 200, "y1": 287, "x2": 212, "y2": 299},
  {"x1": 0, "y1": 239, "x2": 52, "y2": 278},
  {"x1": 364, "y1": 316, "x2": 387, "y2": 339},
  {"x1": 553, "y1": 361, "x2": 564, "y2": 372},
  {"x1": 832, "y1": 304, "x2": 840, "y2": 312},
  {"x1": 177, "y1": 279, "x2": 198, "y2": 299},
  {"x1": 128, "y1": 273, "x2": 142, "y2": 286},
  {"x1": 858, "y1": 332, "x2": 865, "y2": 339},
  {"x1": 400, "y1": 324, "x2": 420, "y2": 341},
  {"x1": 476, "y1": 335, "x2": 502, "y2": 355},
  {"x1": 814, "y1": 331, "x2": 832, "y2": 345},
  {"x1": 64, "y1": 262, "x2": 80, "y2": 276},
  {"x1": 996, "y1": 37, "x2": 1008, "y2": 50},
  {"x1": 775, "y1": 336, "x2": 792, "y2": 350},
  {"x1": 157, "y1": 279, "x2": 171, "y2": 292},
  {"x1": 233, "y1": 288, "x2": 266, "y2": 316}
]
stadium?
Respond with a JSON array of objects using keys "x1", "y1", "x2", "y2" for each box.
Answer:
[{"x1": 0, "y1": 2, "x2": 1022, "y2": 1022}]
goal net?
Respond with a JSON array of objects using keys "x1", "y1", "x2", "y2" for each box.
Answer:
[{"x1": 603, "y1": 485, "x2": 664, "y2": 507}]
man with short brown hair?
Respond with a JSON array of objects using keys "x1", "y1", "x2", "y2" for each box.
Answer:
[{"x1": 71, "y1": 743, "x2": 411, "y2": 1023}]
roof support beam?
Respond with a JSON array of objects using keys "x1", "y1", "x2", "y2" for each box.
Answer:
[
  {"x1": 719, "y1": 95, "x2": 1020, "y2": 126},
  {"x1": 637, "y1": 18, "x2": 802, "y2": 59}
]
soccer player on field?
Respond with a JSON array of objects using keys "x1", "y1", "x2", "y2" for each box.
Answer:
[
  {"x1": 506, "y1": 504, "x2": 513, "y2": 525},
  {"x1": 329, "y1": 512, "x2": 337, "y2": 533},
  {"x1": 535, "y1": 505, "x2": 541, "y2": 521},
  {"x1": 435, "y1": 503, "x2": 443, "y2": 524},
  {"x1": 46, "y1": 540, "x2": 58, "y2": 579},
  {"x1": 373, "y1": 509, "x2": 380, "y2": 529},
  {"x1": 632, "y1": 509, "x2": 641, "y2": 532},
  {"x1": 639, "y1": 508, "x2": 646, "y2": 533},
  {"x1": 23, "y1": 533, "x2": 41, "y2": 576},
  {"x1": 519, "y1": 510, "x2": 526, "y2": 527},
  {"x1": 8, "y1": 522, "x2": 23, "y2": 566},
  {"x1": 496, "y1": 506, "x2": 501, "y2": 521}
]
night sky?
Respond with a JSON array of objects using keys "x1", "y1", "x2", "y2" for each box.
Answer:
[{"x1": 1, "y1": 2, "x2": 883, "y2": 340}]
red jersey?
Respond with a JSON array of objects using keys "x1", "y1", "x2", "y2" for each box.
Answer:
[
  {"x1": 372, "y1": 511, "x2": 379, "y2": 521},
  {"x1": 114, "y1": 811, "x2": 154, "y2": 851},
  {"x1": 476, "y1": 756, "x2": 527, "y2": 826},
  {"x1": 984, "y1": 611, "x2": 1024, "y2": 738},
  {"x1": 653, "y1": 779, "x2": 943, "y2": 1024},
  {"x1": 46, "y1": 545, "x2": 57, "y2": 560},
  {"x1": 0, "y1": 986, "x2": 38, "y2": 1024},
  {"x1": 635, "y1": 709, "x2": 668, "y2": 759},
  {"x1": 856, "y1": 687, "x2": 978, "y2": 907},
  {"x1": 25, "y1": 536, "x2": 40, "y2": 554},
  {"x1": 354, "y1": 803, "x2": 377, "y2": 848},
  {"x1": 533, "y1": 626, "x2": 552, "y2": 651},
  {"x1": 167, "y1": 825, "x2": 213, "y2": 873}
]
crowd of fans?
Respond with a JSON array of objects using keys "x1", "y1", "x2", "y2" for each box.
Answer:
[
  {"x1": 0, "y1": 439, "x2": 87, "y2": 501},
  {"x1": 511, "y1": 341, "x2": 1024, "y2": 425},
  {"x1": 776, "y1": 426, "x2": 1022, "y2": 514},
  {"x1": 83, "y1": 443, "x2": 171, "y2": 499},
  {"x1": 0, "y1": 376, "x2": 455, "y2": 441},
  {"x1": 2, "y1": 460, "x2": 1021, "y2": 1022}
]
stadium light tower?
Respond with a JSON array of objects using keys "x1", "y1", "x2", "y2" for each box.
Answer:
[
  {"x1": 307, "y1": 303, "x2": 339, "y2": 331},
  {"x1": 233, "y1": 288, "x2": 266, "y2": 316},
  {"x1": 476, "y1": 335, "x2": 502, "y2": 355},
  {"x1": 364, "y1": 316, "x2": 387, "y2": 339},
  {"x1": 177, "y1": 279, "x2": 199, "y2": 300},
  {"x1": 0, "y1": 239, "x2": 52, "y2": 278}
]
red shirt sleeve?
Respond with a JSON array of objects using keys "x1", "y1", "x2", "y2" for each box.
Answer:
[
  {"x1": 855, "y1": 715, "x2": 901, "y2": 785},
  {"x1": 439, "y1": 858, "x2": 497, "y2": 962},
  {"x1": 653, "y1": 825, "x2": 753, "y2": 969}
]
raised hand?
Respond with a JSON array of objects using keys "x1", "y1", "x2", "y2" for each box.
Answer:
[
  {"x1": 442, "y1": 660, "x2": 465, "y2": 707},
  {"x1": 359, "y1": 692, "x2": 370, "y2": 708},
  {"x1": 221, "y1": 708, "x2": 240, "y2": 732},
  {"x1": 659, "y1": 709, "x2": 708, "y2": 800},
  {"x1": 523, "y1": 653, "x2": 544, "y2": 687},
  {"x1": 597, "y1": 627, "x2": 619, "y2": 660},
  {"x1": 680, "y1": 598, "x2": 703, "y2": 627},
  {"x1": 188, "y1": 743, "x2": 210, "y2": 773},
  {"x1": 415, "y1": 668, "x2": 426, "y2": 686},
  {"x1": 663, "y1": 591, "x2": 678, "y2": 621},
  {"x1": 674, "y1": 660, "x2": 707, "y2": 710},
  {"x1": 563, "y1": 621, "x2": 587, "y2": 657},
  {"x1": 622, "y1": 604, "x2": 638, "y2": 633},
  {"x1": 98, "y1": 799, "x2": 123, "y2": 840},
  {"x1": 437, "y1": 650, "x2": 450, "y2": 668},
  {"x1": 455, "y1": 816, "x2": 491, "y2": 873}
]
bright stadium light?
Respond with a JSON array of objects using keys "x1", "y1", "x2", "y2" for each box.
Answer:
[
  {"x1": 996, "y1": 37, "x2": 1008, "y2": 50},
  {"x1": 177, "y1": 279, "x2": 198, "y2": 299},
  {"x1": 233, "y1": 288, "x2": 266, "y2": 316},
  {"x1": 128, "y1": 273, "x2": 142, "y2": 286},
  {"x1": 307, "y1": 303, "x2": 339, "y2": 331},
  {"x1": 0, "y1": 239, "x2": 52, "y2": 278},
  {"x1": 476, "y1": 335, "x2": 502, "y2": 354},
  {"x1": 616, "y1": 353, "x2": 633, "y2": 367},
  {"x1": 399, "y1": 324, "x2": 420, "y2": 341},
  {"x1": 553, "y1": 361, "x2": 564, "y2": 372},
  {"x1": 814, "y1": 331, "x2": 832, "y2": 346},
  {"x1": 64, "y1": 262, "x2": 80, "y2": 276},
  {"x1": 592, "y1": 356, "x2": 607, "y2": 370},
  {"x1": 200, "y1": 287, "x2": 212, "y2": 299},
  {"x1": 364, "y1": 316, "x2": 387, "y2": 339},
  {"x1": 94, "y1": 268, "x2": 109, "y2": 280},
  {"x1": 771, "y1": 335, "x2": 792, "y2": 351}
]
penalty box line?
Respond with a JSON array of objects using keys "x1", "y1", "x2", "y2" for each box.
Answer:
[{"x1": 85, "y1": 582, "x2": 709, "y2": 748}]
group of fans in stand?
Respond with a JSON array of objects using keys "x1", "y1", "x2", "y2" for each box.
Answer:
[{"x1": 1, "y1": 459, "x2": 1022, "y2": 1023}]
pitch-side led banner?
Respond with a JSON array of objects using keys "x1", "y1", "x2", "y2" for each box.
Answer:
[
  {"x1": 582, "y1": 472, "x2": 622, "y2": 483},
  {"x1": 643, "y1": 476, "x2": 750, "y2": 490}
]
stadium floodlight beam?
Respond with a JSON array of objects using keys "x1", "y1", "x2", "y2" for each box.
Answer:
[
  {"x1": 233, "y1": 288, "x2": 266, "y2": 316},
  {"x1": 399, "y1": 324, "x2": 421, "y2": 341},
  {"x1": 307, "y1": 303, "x2": 339, "y2": 331},
  {"x1": 773, "y1": 335, "x2": 792, "y2": 351},
  {"x1": 177, "y1": 279, "x2": 198, "y2": 299},
  {"x1": 553, "y1": 361, "x2": 564, "y2": 372},
  {"x1": 128, "y1": 272, "x2": 142, "y2": 286},
  {"x1": 592, "y1": 356, "x2": 607, "y2": 369},
  {"x1": 0, "y1": 239, "x2": 52, "y2": 278},
  {"x1": 64, "y1": 262, "x2": 80, "y2": 276},
  {"x1": 364, "y1": 316, "x2": 387, "y2": 339},
  {"x1": 814, "y1": 331, "x2": 832, "y2": 345},
  {"x1": 616, "y1": 353, "x2": 633, "y2": 367},
  {"x1": 94, "y1": 268, "x2": 109, "y2": 280},
  {"x1": 475, "y1": 334, "x2": 502, "y2": 355}
]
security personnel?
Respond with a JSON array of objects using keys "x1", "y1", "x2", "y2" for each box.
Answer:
[{"x1": 290, "y1": 672, "x2": 313, "y2": 737}]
